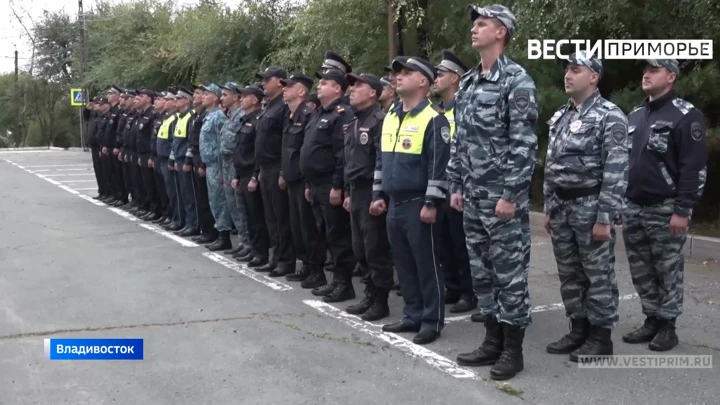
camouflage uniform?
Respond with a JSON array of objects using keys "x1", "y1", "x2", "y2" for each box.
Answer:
[
  {"x1": 624, "y1": 60, "x2": 708, "y2": 325},
  {"x1": 544, "y1": 83, "x2": 628, "y2": 328},
  {"x1": 219, "y1": 99, "x2": 250, "y2": 245},
  {"x1": 448, "y1": 52, "x2": 537, "y2": 327},
  {"x1": 199, "y1": 94, "x2": 231, "y2": 232}
]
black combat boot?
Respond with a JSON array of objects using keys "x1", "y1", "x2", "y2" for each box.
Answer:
[
  {"x1": 622, "y1": 316, "x2": 659, "y2": 344},
  {"x1": 456, "y1": 317, "x2": 504, "y2": 366},
  {"x1": 225, "y1": 244, "x2": 245, "y2": 255},
  {"x1": 323, "y1": 280, "x2": 355, "y2": 303},
  {"x1": 450, "y1": 293, "x2": 479, "y2": 313},
  {"x1": 471, "y1": 312, "x2": 487, "y2": 323},
  {"x1": 361, "y1": 288, "x2": 390, "y2": 321},
  {"x1": 648, "y1": 318, "x2": 679, "y2": 351},
  {"x1": 301, "y1": 269, "x2": 327, "y2": 289},
  {"x1": 285, "y1": 263, "x2": 311, "y2": 282},
  {"x1": 489, "y1": 324, "x2": 526, "y2": 381},
  {"x1": 346, "y1": 287, "x2": 375, "y2": 315},
  {"x1": 547, "y1": 318, "x2": 591, "y2": 354},
  {"x1": 569, "y1": 325, "x2": 613, "y2": 363},
  {"x1": 269, "y1": 262, "x2": 296, "y2": 278},
  {"x1": 312, "y1": 277, "x2": 340, "y2": 296},
  {"x1": 207, "y1": 231, "x2": 231, "y2": 251}
]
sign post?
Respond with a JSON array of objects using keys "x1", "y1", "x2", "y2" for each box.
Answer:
[{"x1": 70, "y1": 88, "x2": 88, "y2": 150}]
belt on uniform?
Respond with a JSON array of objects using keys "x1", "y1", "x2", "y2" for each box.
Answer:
[
  {"x1": 349, "y1": 178, "x2": 373, "y2": 189},
  {"x1": 555, "y1": 185, "x2": 601, "y2": 201}
]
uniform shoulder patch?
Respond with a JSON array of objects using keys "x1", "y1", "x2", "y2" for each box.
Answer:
[
  {"x1": 336, "y1": 105, "x2": 345, "y2": 113},
  {"x1": 612, "y1": 125, "x2": 627, "y2": 145},
  {"x1": 691, "y1": 121, "x2": 704, "y2": 142},
  {"x1": 513, "y1": 89, "x2": 530, "y2": 113},
  {"x1": 672, "y1": 98, "x2": 695, "y2": 115},
  {"x1": 440, "y1": 126, "x2": 451, "y2": 144}
]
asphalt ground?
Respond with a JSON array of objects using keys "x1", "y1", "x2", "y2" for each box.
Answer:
[{"x1": 1, "y1": 149, "x2": 718, "y2": 405}]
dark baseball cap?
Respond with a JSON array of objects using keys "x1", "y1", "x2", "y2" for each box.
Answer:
[
  {"x1": 392, "y1": 56, "x2": 437, "y2": 83},
  {"x1": 256, "y1": 66, "x2": 287, "y2": 80},
  {"x1": 346, "y1": 73, "x2": 384, "y2": 97},
  {"x1": 315, "y1": 70, "x2": 348, "y2": 92},
  {"x1": 639, "y1": 59, "x2": 680, "y2": 76},
  {"x1": 280, "y1": 74, "x2": 314, "y2": 90},
  {"x1": 239, "y1": 84, "x2": 265, "y2": 100}
]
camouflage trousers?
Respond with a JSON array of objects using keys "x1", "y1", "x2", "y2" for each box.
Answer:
[
  {"x1": 548, "y1": 196, "x2": 619, "y2": 328},
  {"x1": 205, "y1": 162, "x2": 232, "y2": 232},
  {"x1": 622, "y1": 199, "x2": 686, "y2": 320},
  {"x1": 222, "y1": 156, "x2": 249, "y2": 244},
  {"x1": 464, "y1": 196, "x2": 531, "y2": 327}
]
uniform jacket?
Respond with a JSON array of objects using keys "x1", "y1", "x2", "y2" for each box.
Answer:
[{"x1": 199, "y1": 108, "x2": 228, "y2": 167}]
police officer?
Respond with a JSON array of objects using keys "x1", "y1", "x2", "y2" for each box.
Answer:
[
  {"x1": 121, "y1": 90, "x2": 140, "y2": 211},
  {"x1": 93, "y1": 98, "x2": 112, "y2": 199},
  {"x1": 111, "y1": 87, "x2": 129, "y2": 207},
  {"x1": 622, "y1": 59, "x2": 708, "y2": 352},
  {"x1": 452, "y1": 5, "x2": 537, "y2": 380},
  {"x1": 543, "y1": 52, "x2": 628, "y2": 362},
  {"x1": 379, "y1": 76, "x2": 396, "y2": 113},
  {"x1": 343, "y1": 72, "x2": 393, "y2": 321},
  {"x1": 131, "y1": 88, "x2": 157, "y2": 217},
  {"x1": 434, "y1": 50, "x2": 478, "y2": 314},
  {"x1": 254, "y1": 66, "x2": 296, "y2": 276},
  {"x1": 300, "y1": 69, "x2": 357, "y2": 302},
  {"x1": 157, "y1": 90, "x2": 183, "y2": 228},
  {"x1": 172, "y1": 85, "x2": 200, "y2": 237},
  {"x1": 186, "y1": 84, "x2": 218, "y2": 244},
  {"x1": 218, "y1": 82, "x2": 251, "y2": 253},
  {"x1": 371, "y1": 56, "x2": 449, "y2": 344},
  {"x1": 87, "y1": 97, "x2": 108, "y2": 201},
  {"x1": 321, "y1": 50, "x2": 352, "y2": 105},
  {"x1": 279, "y1": 74, "x2": 327, "y2": 285},
  {"x1": 232, "y1": 83, "x2": 271, "y2": 267},
  {"x1": 101, "y1": 85, "x2": 123, "y2": 206},
  {"x1": 199, "y1": 84, "x2": 232, "y2": 251},
  {"x1": 150, "y1": 92, "x2": 171, "y2": 225}
]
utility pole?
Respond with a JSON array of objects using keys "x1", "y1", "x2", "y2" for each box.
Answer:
[
  {"x1": 13, "y1": 48, "x2": 20, "y2": 147},
  {"x1": 78, "y1": 0, "x2": 87, "y2": 151},
  {"x1": 387, "y1": 0, "x2": 395, "y2": 64}
]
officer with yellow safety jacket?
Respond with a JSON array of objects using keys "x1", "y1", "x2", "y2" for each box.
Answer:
[{"x1": 171, "y1": 85, "x2": 199, "y2": 237}]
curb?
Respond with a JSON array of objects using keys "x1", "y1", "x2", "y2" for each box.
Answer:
[{"x1": 529, "y1": 211, "x2": 720, "y2": 262}]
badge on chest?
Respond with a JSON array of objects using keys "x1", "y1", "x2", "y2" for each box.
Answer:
[{"x1": 569, "y1": 120, "x2": 582, "y2": 133}]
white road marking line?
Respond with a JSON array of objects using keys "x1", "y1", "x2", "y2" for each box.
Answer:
[
  {"x1": 74, "y1": 188, "x2": 98, "y2": 191},
  {"x1": 138, "y1": 223, "x2": 199, "y2": 247},
  {"x1": 77, "y1": 194, "x2": 107, "y2": 206},
  {"x1": 23, "y1": 164, "x2": 90, "y2": 168},
  {"x1": 445, "y1": 293, "x2": 640, "y2": 323},
  {"x1": 57, "y1": 179, "x2": 96, "y2": 183},
  {"x1": 33, "y1": 168, "x2": 91, "y2": 172},
  {"x1": 304, "y1": 300, "x2": 479, "y2": 380},
  {"x1": 109, "y1": 207, "x2": 138, "y2": 221},
  {"x1": 43, "y1": 173, "x2": 95, "y2": 177},
  {"x1": 58, "y1": 185, "x2": 80, "y2": 194},
  {"x1": 203, "y1": 252, "x2": 293, "y2": 292},
  {"x1": 0, "y1": 150, "x2": 57, "y2": 154}
]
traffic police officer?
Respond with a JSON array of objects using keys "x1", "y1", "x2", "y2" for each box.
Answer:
[
  {"x1": 232, "y1": 83, "x2": 271, "y2": 267},
  {"x1": 172, "y1": 85, "x2": 200, "y2": 237},
  {"x1": 147, "y1": 91, "x2": 169, "y2": 223},
  {"x1": 199, "y1": 83, "x2": 232, "y2": 251},
  {"x1": 279, "y1": 74, "x2": 327, "y2": 285},
  {"x1": 186, "y1": 84, "x2": 218, "y2": 244},
  {"x1": 343, "y1": 72, "x2": 394, "y2": 321},
  {"x1": 622, "y1": 59, "x2": 708, "y2": 352},
  {"x1": 301, "y1": 69, "x2": 357, "y2": 302},
  {"x1": 452, "y1": 5, "x2": 537, "y2": 381},
  {"x1": 254, "y1": 66, "x2": 296, "y2": 276},
  {"x1": 434, "y1": 49, "x2": 478, "y2": 314},
  {"x1": 543, "y1": 52, "x2": 627, "y2": 362},
  {"x1": 371, "y1": 56, "x2": 450, "y2": 345},
  {"x1": 158, "y1": 90, "x2": 183, "y2": 228}
]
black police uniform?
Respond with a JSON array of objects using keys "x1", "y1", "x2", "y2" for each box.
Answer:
[
  {"x1": 110, "y1": 106, "x2": 128, "y2": 204},
  {"x1": 300, "y1": 97, "x2": 358, "y2": 302},
  {"x1": 131, "y1": 106, "x2": 156, "y2": 215},
  {"x1": 122, "y1": 109, "x2": 139, "y2": 208},
  {"x1": 343, "y1": 105, "x2": 394, "y2": 312},
  {"x1": 87, "y1": 110, "x2": 107, "y2": 198},
  {"x1": 233, "y1": 108, "x2": 270, "y2": 264},
  {"x1": 282, "y1": 103, "x2": 327, "y2": 284},
  {"x1": 187, "y1": 108, "x2": 218, "y2": 242},
  {"x1": 255, "y1": 94, "x2": 296, "y2": 273},
  {"x1": 101, "y1": 103, "x2": 120, "y2": 204}
]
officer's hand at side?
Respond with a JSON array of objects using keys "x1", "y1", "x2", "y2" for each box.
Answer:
[
  {"x1": 231, "y1": 179, "x2": 239, "y2": 190},
  {"x1": 370, "y1": 200, "x2": 387, "y2": 216},
  {"x1": 183, "y1": 163, "x2": 191, "y2": 173},
  {"x1": 544, "y1": 214, "x2": 551, "y2": 234},
  {"x1": 305, "y1": 188, "x2": 311, "y2": 202},
  {"x1": 495, "y1": 199, "x2": 516, "y2": 220},
  {"x1": 198, "y1": 167, "x2": 206, "y2": 177},
  {"x1": 248, "y1": 179, "x2": 258, "y2": 192},
  {"x1": 330, "y1": 188, "x2": 343, "y2": 206},
  {"x1": 450, "y1": 193, "x2": 463, "y2": 212},
  {"x1": 118, "y1": 154, "x2": 123, "y2": 162},
  {"x1": 420, "y1": 206, "x2": 437, "y2": 224},
  {"x1": 113, "y1": 148, "x2": 120, "y2": 156},
  {"x1": 102, "y1": 147, "x2": 108, "y2": 155},
  {"x1": 137, "y1": 158, "x2": 141, "y2": 166},
  {"x1": 343, "y1": 197, "x2": 350, "y2": 212},
  {"x1": 592, "y1": 223, "x2": 611, "y2": 241},
  {"x1": 174, "y1": 163, "x2": 179, "y2": 171},
  {"x1": 278, "y1": 175, "x2": 287, "y2": 191},
  {"x1": 670, "y1": 214, "x2": 689, "y2": 235}
]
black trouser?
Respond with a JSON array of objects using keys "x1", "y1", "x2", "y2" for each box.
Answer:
[
  {"x1": 159, "y1": 156, "x2": 181, "y2": 223},
  {"x1": 387, "y1": 197, "x2": 445, "y2": 332},
  {"x1": 259, "y1": 166, "x2": 295, "y2": 265},
  {"x1": 180, "y1": 166, "x2": 198, "y2": 230},
  {"x1": 112, "y1": 151, "x2": 127, "y2": 202},
  {"x1": 122, "y1": 149, "x2": 135, "y2": 204},
  {"x1": 288, "y1": 180, "x2": 326, "y2": 271},
  {"x1": 192, "y1": 155, "x2": 216, "y2": 236},
  {"x1": 350, "y1": 182, "x2": 394, "y2": 291},
  {"x1": 90, "y1": 145, "x2": 108, "y2": 196},
  {"x1": 129, "y1": 150, "x2": 144, "y2": 207},
  {"x1": 238, "y1": 175, "x2": 270, "y2": 260},
  {"x1": 101, "y1": 151, "x2": 114, "y2": 198},
  {"x1": 139, "y1": 152, "x2": 156, "y2": 211},
  {"x1": 154, "y1": 157, "x2": 169, "y2": 217},
  {"x1": 441, "y1": 200, "x2": 474, "y2": 295},
  {"x1": 310, "y1": 182, "x2": 356, "y2": 282}
]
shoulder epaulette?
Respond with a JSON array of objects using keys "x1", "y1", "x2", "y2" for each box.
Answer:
[
  {"x1": 336, "y1": 105, "x2": 345, "y2": 113},
  {"x1": 672, "y1": 98, "x2": 695, "y2": 115}
]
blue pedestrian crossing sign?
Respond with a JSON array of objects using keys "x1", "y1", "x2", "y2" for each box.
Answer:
[{"x1": 70, "y1": 88, "x2": 87, "y2": 107}]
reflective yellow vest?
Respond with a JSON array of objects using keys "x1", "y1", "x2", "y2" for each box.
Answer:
[
  {"x1": 174, "y1": 110, "x2": 193, "y2": 138},
  {"x1": 444, "y1": 106, "x2": 455, "y2": 140},
  {"x1": 158, "y1": 114, "x2": 178, "y2": 139},
  {"x1": 381, "y1": 103, "x2": 438, "y2": 155}
]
